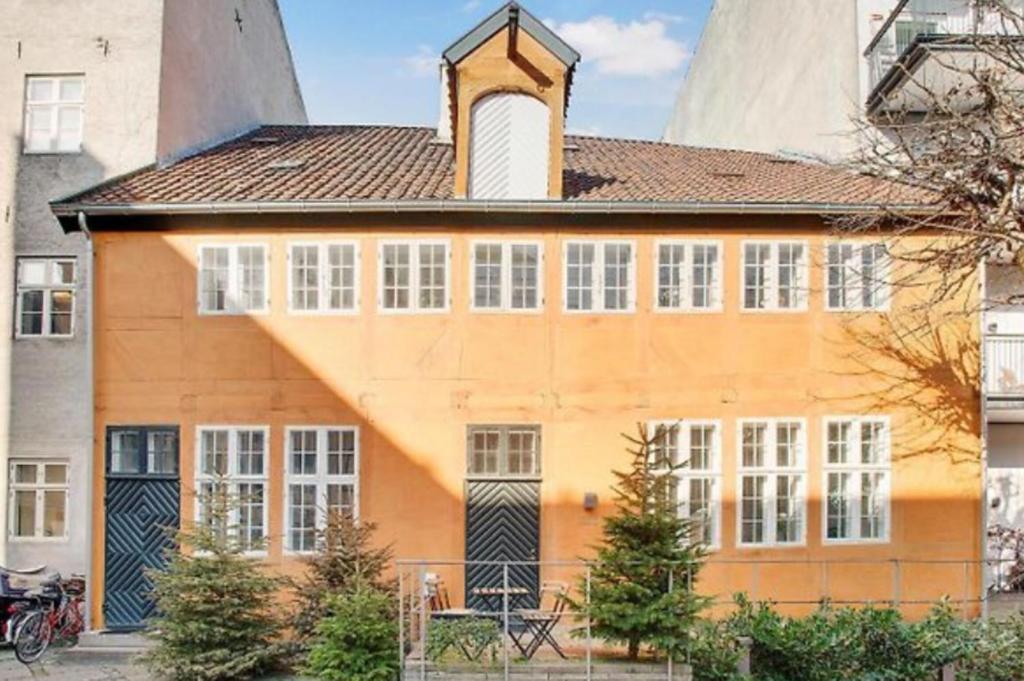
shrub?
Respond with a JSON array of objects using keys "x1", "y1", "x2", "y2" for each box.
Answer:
[
  {"x1": 292, "y1": 510, "x2": 394, "y2": 643},
  {"x1": 426, "y1": 617, "x2": 502, "y2": 665},
  {"x1": 572, "y1": 424, "x2": 708, "y2": 661},
  {"x1": 688, "y1": 619, "x2": 742, "y2": 681},
  {"x1": 142, "y1": 483, "x2": 288, "y2": 681},
  {"x1": 304, "y1": 589, "x2": 400, "y2": 681}
]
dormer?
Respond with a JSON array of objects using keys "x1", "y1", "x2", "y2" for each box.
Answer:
[{"x1": 442, "y1": 3, "x2": 580, "y2": 200}]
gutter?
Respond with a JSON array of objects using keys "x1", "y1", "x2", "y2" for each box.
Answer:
[
  {"x1": 51, "y1": 198, "x2": 937, "y2": 231},
  {"x1": 78, "y1": 212, "x2": 96, "y2": 632}
]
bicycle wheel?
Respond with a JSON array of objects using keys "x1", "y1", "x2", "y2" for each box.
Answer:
[{"x1": 14, "y1": 610, "x2": 51, "y2": 664}]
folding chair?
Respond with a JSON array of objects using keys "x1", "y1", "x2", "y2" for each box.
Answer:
[
  {"x1": 426, "y1": 577, "x2": 494, "y2": 661},
  {"x1": 509, "y1": 581, "x2": 569, "y2": 660}
]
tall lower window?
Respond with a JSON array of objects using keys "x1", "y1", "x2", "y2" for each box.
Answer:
[
  {"x1": 738, "y1": 419, "x2": 806, "y2": 546},
  {"x1": 825, "y1": 417, "x2": 891, "y2": 542},
  {"x1": 471, "y1": 241, "x2": 543, "y2": 311},
  {"x1": 197, "y1": 244, "x2": 268, "y2": 314},
  {"x1": 379, "y1": 240, "x2": 450, "y2": 312},
  {"x1": 826, "y1": 242, "x2": 889, "y2": 311},
  {"x1": 655, "y1": 241, "x2": 722, "y2": 311},
  {"x1": 16, "y1": 258, "x2": 75, "y2": 337},
  {"x1": 742, "y1": 241, "x2": 807, "y2": 311},
  {"x1": 196, "y1": 427, "x2": 268, "y2": 551},
  {"x1": 24, "y1": 75, "x2": 84, "y2": 153},
  {"x1": 564, "y1": 241, "x2": 635, "y2": 313},
  {"x1": 289, "y1": 242, "x2": 359, "y2": 313},
  {"x1": 9, "y1": 461, "x2": 68, "y2": 540},
  {"x1": 285, "y1": 427, "x2": 359, "y2": 552},
  {"x1": 650, "y1": 420, "x2": 722, "y2": 547},
  {"x1": 467, "y1": 425, "x2": 541, "y2": 477}
]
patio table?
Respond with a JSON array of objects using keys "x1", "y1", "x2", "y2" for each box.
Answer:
[{"x1": 470, "y1": 586, "x2": 532, "y2": 612}]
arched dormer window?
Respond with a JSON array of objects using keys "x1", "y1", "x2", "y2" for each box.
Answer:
[{"x1": 469, "y1": 92, "x2": 550, "y2": 200}]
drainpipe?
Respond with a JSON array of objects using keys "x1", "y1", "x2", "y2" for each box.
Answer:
[
  {"x1": 980, "y1": 258, "x2": 989, "y2": 620},
  {"x1": 78, "y1": 211, "x2": 95, "y2": 632}
]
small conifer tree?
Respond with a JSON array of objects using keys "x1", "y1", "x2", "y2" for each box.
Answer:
[
  {"x1": 291, "y1": 509, "x2": 394, "y2": 643},
  {"x1": 142, "y1": 481, "x2": 287, "y2": 681},
  {"x1": 573, "y1": 423, "x2": 709, "y2": 661}
]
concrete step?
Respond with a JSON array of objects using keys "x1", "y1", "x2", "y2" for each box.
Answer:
[{"x1": 74, "y1": 630, "x2": 150, "y2": 649}]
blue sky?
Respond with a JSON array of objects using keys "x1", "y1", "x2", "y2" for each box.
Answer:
[{"x1": 278, "y1": 1, "x2": 714, "y2": 140}]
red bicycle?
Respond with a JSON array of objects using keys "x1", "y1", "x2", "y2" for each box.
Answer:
[{"x1": 13, "y1": 575, "x2": 85, "y2": 664}]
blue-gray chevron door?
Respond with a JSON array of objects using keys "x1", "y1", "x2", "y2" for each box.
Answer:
[
  {"x1": 104, "y1": 426, "x2": 180, "y2": 631},
  {"x1": 465, "y1": 480, "x2": 541, "y2": 610}
]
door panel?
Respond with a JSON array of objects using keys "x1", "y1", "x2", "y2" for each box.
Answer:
[{"x1": 465, "y1": 480, "x2": 540, "y2": 610}]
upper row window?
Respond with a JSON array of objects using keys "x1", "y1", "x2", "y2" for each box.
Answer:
[
  {"x1": 16, "y1": 258, "x2": 75, "y2": 338},
  {"x1": 24, "y1": 75, "x2": 84, "y2": 154},
  {"x1": 195, "y1": 239, "x2": 890, "y2": 317}
]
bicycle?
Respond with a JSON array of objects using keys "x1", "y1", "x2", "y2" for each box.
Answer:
[{"x1": 13, "y1": 575, "x2": 85, "y2": 664}]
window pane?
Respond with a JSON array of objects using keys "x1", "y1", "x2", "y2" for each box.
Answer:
[
  {"x1": 418, "y1": 244, "x2": 447, "y2": 309},
  {"x1": 202, "y1": 430, "x2": 228, "y2": 475},
  {"x1": 201, "y1": 247, "x2": 230, "y2": 312},
  {"x1": 777, "y1": 243, "x2": 803, "y2": 309},
  {"x1": 651, "y1": 424, "x2": 678, "y2": 469},
  {"x1": 290, "y1": 430, "x2": 317, "y2": 475},
  {"x1": 603, "y1": 243, "x2": 631, "y2": 310},
  {"x1": 827, "y1": 422, "x2": 851, "y2": 465},
  {"x1": 382, "y1": 244, "x2": 411, "y2": 309},
  {"x1": 27, "y1": 78, "x2": 53, "y2": 102},
  {"x1": 657, "y1": 244, "x2": 685, "y2": 308},
  {"x1": 44, "y1": 465, "x2": 66, "y2": 484},
  {"x1": 13, "y1": 491, "x2": 36, "y2": 537},
  {"x1": 741, "y1": 475, "x2": 765, "y2": 544},
  {"x1": 510, "y1": 244, "x2": 539, "y2": 309},
  {"x1": 692, "y1": 244, "x2": 717, "y2": 309},
  {"x1": 861, "y1": 472, "x2": 886, "y2": 539},
  {"x1": 775, "y1": 475, "x2": 802, "y2": 543},
  {"x1": 237, "y1": 482, "x2": 265, "y2": 549},
  {"x1": 473, "y1": 243, "x2": 503, "y2": 308},
  {"x1": 327, "y1": 429, "x2": 356, "y2": 476},
  {"x1": 743, "y1": 244, "x2": 768, "y2": 309},
  {"x1": 42, "y1": 491, "x2": 65, "y2": 537},
  {"x1": 238, "y1": 430, "x2": 265, "y2": 475},
  {"x1": 56, "y1": 106, "x2": 82, "y2": 152},
  {"x1": 686, "y1": 477, "x2": 714, "y2": 545},
  {"x1": 238, "y1": 246, "x2": 266, "y2": 311},
  {"x1": 19, "y1": 260, "x2": 47, "y2": 286},
  {"x1": 148, "y1": 432, "x2": 178, "y2": 474},
  {"x1": 566, "y1": 244, "x2": 594, "y2": 311},
  {"x1": 289, "y1": 484, "x2": 317, "y2": 552},
  {"x1": 469, "y1": 430, "x2": 500, "y2": 475},
  {"x1": 827, "y1": 472, "x2": 852, "y2": 540},
  {"x1": 49, "y1": 290, "x2": 73, "y2": 335},
  {"x1": 19, "y1": 291, "x2": 44, "y2": 335},
  {"x1": 327, "y1": 244, "x2": 356, "y2": 310},
  {"x1": 689, "y1": 425, "x2": 714, "y2": 470},
  {"x1": 291, "y1": 245, "x2": 319, "y2": 311},
  {"x1": 861, "y1": 421, "x2": 886, "y2": 464},
  {"x1": 327, "y1": 483, "x2": 355, "y2": 516},
  {"x1": 59, "y1": 78, "x2": 84, "y2": 102},
  {"x1": 14, "y1": 464, "x2": 37, "y2": 484},
  {"x1": 111, "y1": 431, "x2": 141, "y2": 473},
  {"x1": 742, "y1": 424, "x2": 766, "y2": 468},
  {"x1": 775, "y1": 422, "x2": 800, "y2": 468},
  {"x1": 507, "y1": 429, "x2": 538, "y2": 475}
]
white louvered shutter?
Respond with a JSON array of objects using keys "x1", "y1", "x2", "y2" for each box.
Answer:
[{"x1": 469, "y1": 93, "x2": 550, "y2": 200}]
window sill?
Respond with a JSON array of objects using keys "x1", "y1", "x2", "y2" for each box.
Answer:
[
  {"x1": 8, "y1": 536, "x2": 69, "y2": 543},
  {"x1": 22, "y1": 149, "x2": 83, "y2": 157},
  {"x1": 15, "y1": 334, "x2": 75, "y2": 341}
]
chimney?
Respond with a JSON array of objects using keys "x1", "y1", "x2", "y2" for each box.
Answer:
[{"x1": 436, "y1": 61, "x2": 453, "y2": 144}]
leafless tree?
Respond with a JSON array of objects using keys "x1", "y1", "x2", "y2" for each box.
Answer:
[{"x1": 836, "y1": 0, "x2": 1024, "y2": 311}]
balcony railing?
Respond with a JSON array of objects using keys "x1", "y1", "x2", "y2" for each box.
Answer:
[
  {"x1": 864, "y1": 0, "x2": 1020, "y2": 100},
  {"x1": 986, "y1": 334, "x2": 1024, "y2": 398}
]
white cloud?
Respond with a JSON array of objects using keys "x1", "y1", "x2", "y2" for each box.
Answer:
[
  {"x1": 462, "y1": 0, "x2": 481, "y2": 11},
  {"x1": 545, "y1": 15, "x2": 689, "y2": 77},
  {"x1": 403, "y1": 44, "x2": 438, "y2": 78}
]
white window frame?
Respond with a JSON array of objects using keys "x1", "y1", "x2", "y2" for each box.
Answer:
[
  {"x1": 736, "y1": 418, "x2": 807, "y2": 548},
  {"x1": 649, "y1": 420, "x2": 722, "y2": 549},
  {"x1": 653, "y1": 239, "x2": 723, "y2": 313},
  {"x1": 283, "y1": 426, "x2": 360, "y2": 554},
  {"x1": 194, "y1": 426, "x2": 270, "y2": 555},
  {"x1": 8, "y1": 460, "x2": 69, "y2": 542},
  {"x1": 824, "y1": 242, "x2": 891, "y2": 312},
  {"x1": 15, "y1": 257, "x2": 76, "y2": 339},
  {"x1": 739, "y1": 240, "x2": 809, "y2": 313},
  {"x1": 377, "y1": 239, "x2": 451, "y2": 314},
  {"x1": 286, "y1": 241, "x2": 361, "y2": 315},
  {"x1": 562, "y1": 239, "x2": 637, "y2": 314},
  {"x1": 822, "y1": 416, "x2": 892, "y2": 545},
  {"x1": 469, "y1": 240, "x2": 545, "y2": 313},
  {"x1": 23, "y1": 74, "x2": 85, "y2": 154},
  {"x1": 196, "y1": 244, "x2": 270, "y2": 316},
  {"x1": 466, "y1": 425, "x2": 542, "y2": 479}
]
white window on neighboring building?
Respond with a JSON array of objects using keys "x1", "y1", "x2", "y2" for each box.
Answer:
[
  {"x1": 654, "y1": 240, "x2": 722, "y2": 312},
  {"x1": 564, "y1": 241, "x2": 635, "y2": 313},
  {"x1": 24, "y1": 75, "x2": 84, "y2": 153},
  {"x1": 650, "y1": 420, "x2": 722, "y2": 548},
  {"x1": 741, "y1": 241, "x2": 808, "y2": 311},
  {"x1": 826, "y1": 242, "x2": 890, "y2": 311},
  {"x1": 195, "y1": 427, "x2": 269, "y2": 552},
  {"x1": 285, "y1": 427, "x2": 359, "y2": 553},
  {"x1": 737, "y1": 419, "x2": 806, "y2": 547},
  {"x1": 378, "y1": 240, "x2": 450, "y2": 312},
  {"x1": 197, "y1": 245, "x2": 269, "y2": 315},
  {"x1": 16, "y1": 258, "x2": 75, "y2": 338},
  {"x1": 288, "y1": 242, "x2": 360, "y2": 313},
  {"x1": 467, "y1": 425, "x2": 541, "y2": 478},
  {"x1": 470, "y1": 241, "x2": 544, "y2": 312},
  {"x1": 9, "y1": 461, "x2": 68, "y2": 540},
  {"x1": 824, "y1": 417, "x2": 891, "y2": 543}
]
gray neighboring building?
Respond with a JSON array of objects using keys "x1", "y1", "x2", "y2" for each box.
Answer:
[
  {"x1": 0, "y1": 0, "x2": 305, "y2": 584},
  {"x1": 665, "y1": 0, "x2": 1024, "y2": 596}
]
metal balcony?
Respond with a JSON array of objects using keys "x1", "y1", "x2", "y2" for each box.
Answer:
[{"x1": 987, "y1": 335, "x2": 1024, "y2": 402}]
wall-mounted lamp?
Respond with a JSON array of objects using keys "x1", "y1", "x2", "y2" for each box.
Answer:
[{"x1": 583, "y1": 493, "x2": 598, "y2": 511}]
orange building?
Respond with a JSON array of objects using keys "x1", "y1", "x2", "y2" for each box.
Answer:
[{"x1": 51, "y1": 3, "x2": 980, "y2": 631}]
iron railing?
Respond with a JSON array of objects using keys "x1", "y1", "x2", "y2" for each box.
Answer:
[{"x1": 396, "y1": 558, "x2": 1017, "y2": 681}]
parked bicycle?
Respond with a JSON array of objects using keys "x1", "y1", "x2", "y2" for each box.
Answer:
[
  {"x1": 0, "y1": 564, "x2": 55, "y2": 645},
  {"x1": 13, "y1": 574, "x2": 85, "y2": 664}
]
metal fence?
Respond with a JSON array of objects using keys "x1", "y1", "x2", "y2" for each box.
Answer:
[{"x1": 396, "y1": 558, "x2": 1020, "y2": 681}]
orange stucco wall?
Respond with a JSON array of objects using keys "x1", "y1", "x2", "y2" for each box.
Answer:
[{"x1": 89, "y1": 215, "x2": 982, "y2": 627}]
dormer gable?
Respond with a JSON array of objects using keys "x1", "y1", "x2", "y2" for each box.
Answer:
[{"x1": 442, "y1": 3, "x2": 580, "y2": 200}]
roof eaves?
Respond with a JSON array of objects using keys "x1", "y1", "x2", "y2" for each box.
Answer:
[{"x1": 442, "y1": 2, "x2": 580, "y2": 67}]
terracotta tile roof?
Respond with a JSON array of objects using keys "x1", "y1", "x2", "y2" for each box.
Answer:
[{"x1": 56, "y1": 125, "x2": 930, "y2": 208}]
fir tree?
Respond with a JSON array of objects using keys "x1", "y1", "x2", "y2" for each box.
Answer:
[
  {"x1": 291, "y1": 509, "x2": 394, "y2": 643},
  {"x1": 142, "y1": 481, "x2": 288, "y2": 681},
  {"x1": 573, "y1": 423, "x2": 709, "y2": 661}
]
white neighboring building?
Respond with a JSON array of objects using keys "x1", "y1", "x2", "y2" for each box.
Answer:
[
  {"x1": 666, "y1": 0, "x2": 1024, "y2": 594},
  {"x1": 0, "y1": 0, "x2": 306, "y2": 584}
]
